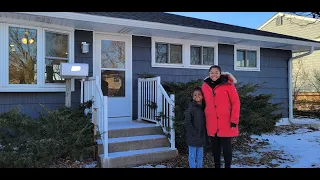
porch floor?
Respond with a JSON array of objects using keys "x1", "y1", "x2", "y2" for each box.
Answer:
[{"x1": 108, "y1": 120, "x2": 159, "y2": 130}]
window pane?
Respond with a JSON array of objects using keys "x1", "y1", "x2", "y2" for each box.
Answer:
[
  {"x1": 237, "y1": 50, "x2": 245, "y2": 67},
  {"x1": 45, "y1": 32, "x2": 69, "y2": 84},
  {"x1": 190, "y1": 46, "x2": 201, "y2": 65},
  {"x1": 9, "y1": 27, "x2": 37, "y2": 84},
  {"x1": 155, "y1": 43, "x2": 168, "y2": 63},
  {"x1": 203, "y1": 47, "x2": 214, "y2": 65},
  {"x1": 45, "y1": 59, "x2": 67, "y2": 83},
  {"x1": 45, "y1": 31, "x2": 68, "y2": 58},
  {"x1": 246, "y1": 51, "x2": 257, "y2": 67},
  {"x1": 101, "y1": 40, "x2": 125, "y2": 69},
  {"x1": 101, "y1": 70, "x2": 125, "y2": 97},
  {"x1": 170, "y1": 44, "x2": 182, "y2": 64}
]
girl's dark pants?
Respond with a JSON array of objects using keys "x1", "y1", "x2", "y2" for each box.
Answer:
[{"x1": 210, "y1": 135, "x2": 232, "y2": 168}]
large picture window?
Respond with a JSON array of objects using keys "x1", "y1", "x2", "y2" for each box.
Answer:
[
  {"x1": 0, "y1": 22, "x2": 74, "y2": 92},
  {"x1": 9, "y1": 26, "x2": 37, "y2": 84}
]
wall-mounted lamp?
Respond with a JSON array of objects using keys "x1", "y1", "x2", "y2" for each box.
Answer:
[{"x1": 81, "y1": 42, "x2": 90, "y2": 54}]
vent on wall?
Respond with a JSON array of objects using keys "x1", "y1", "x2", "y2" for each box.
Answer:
[{"x1": 276, "y1": 16, "x2": 283, "y2": 26}]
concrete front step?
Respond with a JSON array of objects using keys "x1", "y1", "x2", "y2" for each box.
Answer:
[
  {"x1": 108, "y1": 135, "x2": 170, "y2": 153},
  {"x1": 99, "y1": 147, "x2": 178, "y2": 168},
  {"x1": 96, "y1": 120, "x2": 178, "y2": 168},
  {"x1": 96, "y1": 135, "x2": 170, "y2": 154},
  {"x1": 108, "y1": 124, "x2": 163, "y2": 138}
]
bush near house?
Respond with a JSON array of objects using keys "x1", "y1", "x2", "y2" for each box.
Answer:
[
  {"x1": 0, "y1": 103, "x2": 94, "y2": 168},
  {"x1": 163, "y1": 80, "x2": 283, "y2": 153}
]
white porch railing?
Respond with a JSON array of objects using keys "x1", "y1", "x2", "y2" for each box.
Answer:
[
  {"x1": 138, "y1": 77, "x2": 175, "y2": 149},
  {"x1": 84, "y1": 76, "x2": 109, "y2": 158}
]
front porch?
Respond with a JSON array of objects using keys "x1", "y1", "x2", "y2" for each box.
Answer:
[
  {"x1": 96, "y1": 120, "x2": 177, "y2": 168},
  {"x1": 83, "y1": 76, "x2": 178, "y2": 168}
]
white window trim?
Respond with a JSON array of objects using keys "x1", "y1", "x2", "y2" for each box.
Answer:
[
  {"x1": 42, "y1": 28, "x2": 74, "y2": 89},
  {"x1": 234, "y1": 45, "x2": 260, "y2": 71},
  {"x1": 0, "y1": 23, "x2": 5, "y2": 88},
  {"x1": 151, "y1": 37, "x2": 218, "y2": 69},
  {"x1": 188, "y1": 41, "x2": 218, "y2": 69},
  {"x1": 0, "y1": 20, "x2": 75, "y2": 92}
]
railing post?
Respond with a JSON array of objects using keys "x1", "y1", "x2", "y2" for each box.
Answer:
[
  {"x1": 137, "y1": 78, "x2": 141, "y2": 121},
  {"x1": 169, "y1": 94, "x2": 175, "y2": 149},
  {"x1": 103, "y1": 96, "x2": 108, "y2": 158},
  {"x1": 156, "y1": 77, "x2": 162, "y2": 125}
]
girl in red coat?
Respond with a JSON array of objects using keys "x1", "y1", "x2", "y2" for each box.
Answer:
[{"x1": 201, "y1": 65, "x2": 240, "y2": 168}]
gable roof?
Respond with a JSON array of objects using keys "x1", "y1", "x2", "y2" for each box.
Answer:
[
  {"x1": 257, "y1": 12, "x2": 320, "y2": 30},
  {"x1": 78, "y1": 12, "x2": 318, "y2": 43}
]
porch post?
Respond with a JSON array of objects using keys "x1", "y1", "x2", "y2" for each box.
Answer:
[{"x1": 65, "y1": 78, "x2": 72, "y2": 108}]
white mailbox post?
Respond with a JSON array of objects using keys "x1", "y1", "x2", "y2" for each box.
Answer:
[{"x1": 60, "y1": 63, "x2": 89, "y2": 108}]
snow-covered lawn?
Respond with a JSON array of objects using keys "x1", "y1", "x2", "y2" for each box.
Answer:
[
  {"x1": 136, "y1": 118, "x2": 320, "y2": 168},
  {"x1": 233, "y1": 125, "x2": 320, "y2": 168},
  {"x1": 291, "y1": 117, "x2": 320, "y2": 126}
]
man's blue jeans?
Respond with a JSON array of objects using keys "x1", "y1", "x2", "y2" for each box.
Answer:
[{"x1": 188, "y1": 146, "x2": 203, "y2": 168}]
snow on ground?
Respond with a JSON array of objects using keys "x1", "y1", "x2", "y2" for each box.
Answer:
[
  {"x1": 259, "y1": 129, "x2": 319, "y2": 168},
  {"x1": 82, "y1": 162, "x2": 97, "y2": 168},
  {"x1": 134, "y1": 164, "x2": 167, "y2": 168},
  {"x1": 233, "y1": 126, "x2": 320, "y2": 168},
  {"x1": 233, "y1": 117, "x2": 320, "y2": 168},
  {"x1": 135, "y1": 118, "x2": 320, "y2": 168},
  {"x1": 291, "y1": 117, "x2": 320, "y2": 126},
  {"x1": 276, "y1": 117, "x2": 320, "y2": 127}
]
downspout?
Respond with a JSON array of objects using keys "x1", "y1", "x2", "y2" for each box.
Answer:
[{"x1": 288, "y1": 46, "x2": 314, "y2": 123}]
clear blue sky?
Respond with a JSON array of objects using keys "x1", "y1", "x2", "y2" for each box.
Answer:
[{"x1": 168, "y1": 12, "x2": 277, "y2": 29}]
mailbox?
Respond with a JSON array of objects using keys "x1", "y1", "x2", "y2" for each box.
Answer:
[{"x1": 60, "y1": 63, "x2": 89, "y2": 79}]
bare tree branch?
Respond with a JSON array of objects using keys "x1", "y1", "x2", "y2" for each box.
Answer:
[
  {"x1": 284, "y1": 12, "x2": 320, "y2": 27},
  {"x1": 290, "y1": 12, "x2": 320, "y2": 18},
  {"x1": 310, "y1": 69, "x2": 320, "y2": 92}
]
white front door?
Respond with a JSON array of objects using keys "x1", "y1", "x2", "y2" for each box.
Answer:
[{"x1": 95, "y1": 33, "x2": 132, "y2": 122}]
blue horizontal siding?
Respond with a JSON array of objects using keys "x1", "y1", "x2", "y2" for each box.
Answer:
[{"x1": 132, "y1": 37, "x2": 291, "y2": 119}]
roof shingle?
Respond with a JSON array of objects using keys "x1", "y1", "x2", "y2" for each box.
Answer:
[{"x1": 78, "y1": 12, "x2": 318, "y2": 43}]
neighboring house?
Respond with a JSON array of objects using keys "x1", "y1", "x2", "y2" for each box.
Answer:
[
  {"x1": 258, "y1": 12, "x2": 320, "y2": 97},
  {"x1": 0, "y1": 12, "x2": 320, "y2": 167}
]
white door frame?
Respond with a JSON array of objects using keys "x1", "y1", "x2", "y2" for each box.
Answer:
[{"x1": 93, "y1": 32, "x2": 132, "y2": 122}]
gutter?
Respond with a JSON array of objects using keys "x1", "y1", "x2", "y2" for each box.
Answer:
[
  {"x1": 17, "y1": 12, "x2": 320, "y2": 48},
  {"x1": 288, "y1": 46, "x2": 314, "y2": 123}
]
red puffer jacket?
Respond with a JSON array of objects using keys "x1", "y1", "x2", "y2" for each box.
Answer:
[{"x1": 201, "y1": 72, "x2": 240, "y2": 137}]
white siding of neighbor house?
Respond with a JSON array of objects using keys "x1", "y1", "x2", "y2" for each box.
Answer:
[{"x1": 260, "y1": 14, "x2": 320, "y2": 92}]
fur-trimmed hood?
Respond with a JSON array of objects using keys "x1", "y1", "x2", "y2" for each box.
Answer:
[{"x1": 204, "y1": 72, "x2": 237, "y2": 84}]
